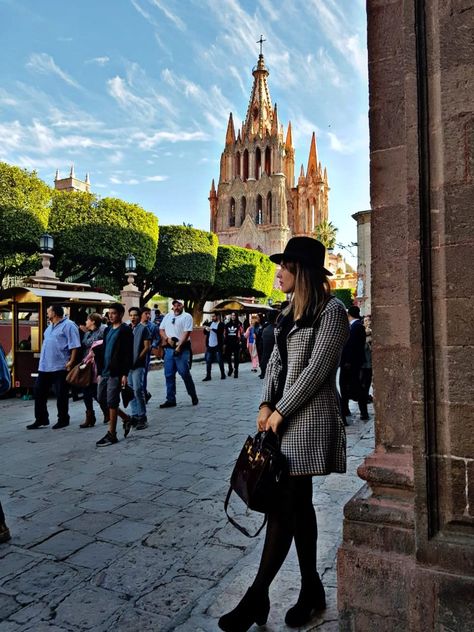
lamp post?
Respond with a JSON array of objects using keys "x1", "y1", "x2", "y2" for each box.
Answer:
[
  {"x1": 120, "y1": 253, "x2": 140, "y2": 313},
  {"x1": 35, "y1": 233, "x2": 57, "y2": 280}
]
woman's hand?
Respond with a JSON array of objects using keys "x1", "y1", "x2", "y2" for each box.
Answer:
[
  {"x1": 265, "y1": 410, "x2": 284, "y2": 434},
  {"x1": 256, "y1": 405, "x2": 273, "y2": 432}
]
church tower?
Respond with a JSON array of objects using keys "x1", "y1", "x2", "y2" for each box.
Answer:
[
  {"x1": 210, "y1": 44, "x2": 330, "y2": 255},
  {"x1": 54, "y1": 165, "x2": 91, "y2": 193}
]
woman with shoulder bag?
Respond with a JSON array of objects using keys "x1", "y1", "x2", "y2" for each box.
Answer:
[
  {"x1": 78, "y1": 313, "x2": 107, "y2": 428},
  {"x1": 218, "y1": 237, "x2": 349, "y2": 632}
]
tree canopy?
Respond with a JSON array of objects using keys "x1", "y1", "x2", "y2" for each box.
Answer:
[
  {"x1": 49, "y1": 191, "x2": 158, "y2": 289},
  {"x1": 313, "y1": 219, "x2": 338, "y2": 249},
  {"x1": 0, "y1": 162, "x2": 51, "y2": 285}
]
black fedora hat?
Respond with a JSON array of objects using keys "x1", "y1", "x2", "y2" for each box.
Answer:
[{"x1": 269, "y1": 237, "x2": 332, "y2": 276}]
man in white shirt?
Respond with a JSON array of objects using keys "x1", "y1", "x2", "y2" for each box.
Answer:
[{"x1": 159, "y1": 299, "x2": 198, "y2": 408}]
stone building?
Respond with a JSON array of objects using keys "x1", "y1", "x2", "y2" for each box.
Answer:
[
  {"x1": 209, "y1": 52, "x2": 329, "y2": 255},
  {"x1": 54, "y1": 166, "x2": 90, "y2": 193},
  {"x1": 338, "y1": 1, "x2": 474, "y2": 629}
]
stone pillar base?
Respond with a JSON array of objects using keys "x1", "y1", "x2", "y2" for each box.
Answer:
[{"x1": 338, "y1": 545, "x2": 474, "y2": 631}]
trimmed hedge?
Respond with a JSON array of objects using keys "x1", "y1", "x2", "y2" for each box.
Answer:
[
  {"x1": 153, "y1": 225, "x2": 218, "y2": 299},
  {"x1": 212, "y1": 245, "x2": 275, "y2": 298}
]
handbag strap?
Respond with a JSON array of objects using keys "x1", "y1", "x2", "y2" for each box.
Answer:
[{"x1": 224, "y1": 487, "x2": 267, "y2": 538}]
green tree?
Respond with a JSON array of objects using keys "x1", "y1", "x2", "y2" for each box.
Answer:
[
  {"x1": 49, "y1": 191, "x2": 158, "y2": 290},
  {"x1": 313, "y1": 219, "x2": 338, "y2": 249},
  {"x1": 0, "y1": 162, "x2": 51, "y2": 286},
  {"x1": 146, "y1": 225, "x2": 218, "y2": 319},
  {"x1": 334, "y1": 288, "x2": 354, "y2": 308}
]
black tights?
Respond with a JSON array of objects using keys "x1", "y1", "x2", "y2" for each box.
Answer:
[{"x1": 252, "y1": 475, "x2": 318, "y2": 595}]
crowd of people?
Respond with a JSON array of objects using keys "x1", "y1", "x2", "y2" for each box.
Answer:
[{"x1": 2, "y1": 236, "x2": 375, "y2": 630}]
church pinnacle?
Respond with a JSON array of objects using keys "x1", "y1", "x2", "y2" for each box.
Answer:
[{"x1": 244, "y1": 42, "x2": 273, "y2": 139}]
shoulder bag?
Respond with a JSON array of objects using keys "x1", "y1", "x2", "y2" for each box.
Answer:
[
  {"x1": 66, "y1": 362, "x2": 93, "y2": 388},
  {"x1": 224, "y1": 430, "x2": 288, "y2": 537}
]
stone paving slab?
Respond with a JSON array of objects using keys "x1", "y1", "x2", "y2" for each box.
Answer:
[{"x1": 0, "y1": 362, "x2": 374, "y2": 630}]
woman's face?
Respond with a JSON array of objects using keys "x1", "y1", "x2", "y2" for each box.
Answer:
[
  {"x1": 86, "y1": 318, "x2": 95, "y2": 331},
  {"x1": 277, "y1": 262, "x2": 295, "y2": 294}
]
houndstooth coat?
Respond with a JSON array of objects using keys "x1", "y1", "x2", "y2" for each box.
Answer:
[{"x1": 261, "y1": 297, "x2": 349, "y2": 476}]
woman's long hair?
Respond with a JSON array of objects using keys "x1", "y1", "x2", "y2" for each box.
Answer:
[{"x1": 283, "y1": 260, "x2": 331, "y2": 323}]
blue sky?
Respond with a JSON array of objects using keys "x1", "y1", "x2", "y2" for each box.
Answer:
[{"x1": 0, "y1": 0, "x2": 369, "y2": 255}]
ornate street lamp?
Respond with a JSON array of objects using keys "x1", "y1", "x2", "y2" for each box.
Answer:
[
  {"x1": 35, "y1": 233, "x2": 56, "y2": 280},
  {"x1": 39, "y1": 233, "x2": 54, "y2": 253},
  {"x1": 125, "y1": 253, "x2": 137, "y2": 274},
  {"x1": 121, "y1": 254, "x2": 140, "y2": 313}
]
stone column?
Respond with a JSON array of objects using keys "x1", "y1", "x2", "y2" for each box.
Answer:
[
  {"x1": 352, "y1": 210, "x2": 371, "y2": 315},
  {"x1": 337, "y1": 1, "x2": 474, "y2": 629},
  {"x1": 120, "y1": 274, "x2": 141, "y2": 315}
]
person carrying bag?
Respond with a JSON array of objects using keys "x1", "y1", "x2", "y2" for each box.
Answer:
[{"x1": 218, "y1": 237, "x2": 350, "y2": 632}]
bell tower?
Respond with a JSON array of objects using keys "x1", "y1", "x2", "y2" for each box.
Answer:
[{"x1": 209, "y1": 38, "x2": 330, "y2": 255}]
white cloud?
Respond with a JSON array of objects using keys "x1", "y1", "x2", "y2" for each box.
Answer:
[
  {"x1": 110, "y1": 175, "x2": 140, "y2": 185},
  {"x1": 258, "y1": 0, "x2": 279, "y2": 21},
  {"x1": 107, "y1": 75, "x2": 156, "y2": 120},
  {"x1": 0, "y1": 89, "x2": 17, "y2": 107},
  {"x1": 86, "y1": 56, "x2": 110, "y2": 66},
  {"x1": 145, "y1": 175, "x2": 169, "y2": 182},
  {"x1": 327, "y1": 131, "x2": 354, "y2": 154},
  {"x1": 133, "y1": 129, "x2": 210, "y2": 149},
  {"x1": 26, "y1": 53, "x2": 81, "y2": 89},
  {"x1": 309, "y1": 0, "x2": 367, "y2": 77},
  {"x1": 0, "y1": 121, "x2": 25, "y2": 153},
  {"x1": 149, "y1": 0, "x2": 186, "y2": 31}
]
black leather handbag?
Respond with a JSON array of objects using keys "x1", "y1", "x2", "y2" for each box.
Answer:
[{"x1": 224, "y1": 430, "x2": 288, "y2": 537}]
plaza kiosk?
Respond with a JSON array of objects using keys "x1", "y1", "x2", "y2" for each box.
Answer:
[
  {"x1": 211, "y1": 299, "x2": 274, "y2": 315},
  {"x1": 0, "y1": 279, "x2": 116, "y2": 391}
]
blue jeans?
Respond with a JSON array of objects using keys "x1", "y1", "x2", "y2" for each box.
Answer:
[
  {"x1": 128, "y1": 367, "x2": 146, "y2": 418},
  {"x1": 163, "y1": 347, "x2": 197, "y2": 403},
  {"x1": 205, "y1": 346, "x2": 225, "y2": 377}
]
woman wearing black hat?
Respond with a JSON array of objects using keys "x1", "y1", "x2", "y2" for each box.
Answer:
[{"x1": 218, "y1": 237, "x2": 349, "y2": 632}]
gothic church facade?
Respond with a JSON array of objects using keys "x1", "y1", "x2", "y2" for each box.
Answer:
[{"x1": 209, "y1": 52, "x2": 329, "y2": 255}]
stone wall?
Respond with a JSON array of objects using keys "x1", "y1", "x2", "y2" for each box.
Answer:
[{"x1": 337, "y1": 1, "x2": 474, "y2": 629}]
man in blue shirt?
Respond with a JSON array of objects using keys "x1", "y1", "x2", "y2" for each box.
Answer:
[{"x1": 27, "y1": 304, "x2": 81, "y2": 430}]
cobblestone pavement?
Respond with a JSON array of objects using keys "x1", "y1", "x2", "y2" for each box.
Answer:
[{"x1": 0, "y1": 362, "x2": 374, "y2": 632}]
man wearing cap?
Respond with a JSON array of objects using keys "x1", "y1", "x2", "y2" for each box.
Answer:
[
  {"x1": 159, "y1": 300, "x2": 198, "y2": 408},
  {"x1": 339, "y1": 305, "x2": 368, "y2": 423}
]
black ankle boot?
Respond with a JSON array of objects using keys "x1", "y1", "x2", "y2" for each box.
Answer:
[
  {"x1": 218, "y1": 587, "x2": 270, "y2": 632},
  {"x1": 284, "y1": 575, "x2": 326, "y2": 628}
]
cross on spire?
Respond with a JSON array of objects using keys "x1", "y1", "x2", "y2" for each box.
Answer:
[{"x1": 257, "y1": 34, "x2": 266, "y2": 56}]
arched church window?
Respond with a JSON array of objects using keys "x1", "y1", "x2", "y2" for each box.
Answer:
[
  {"x1": 267, "y1": 192, "x2": 272, "y2": 224},
  {"x1": 229, "y1": 198, "x2": 236, "y2": 227},
  {"x1": 311, "y1": 198, "x2": 316, "y2": 231},
  {"x1": 255, "y1": 147, "x2": 261, "y2": 180},
  {"x1": 265, "y1": 146, "x2": 271, "y2": 175},
  {"x1": 256, "y1": 195, "x2": 263, "y2": 225},
  {"x1": 243, "y1": 150, "x2": 249, "y2": 181},
  {"x1": 240, "y1": 196, "x2": 246, "y2": 224},
  {"x1": 235, "y1": 151, "x2": 241, "y2": 179},
  {"x1": 306, "y1": 200, "x2": 311, "y2": 233}
]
